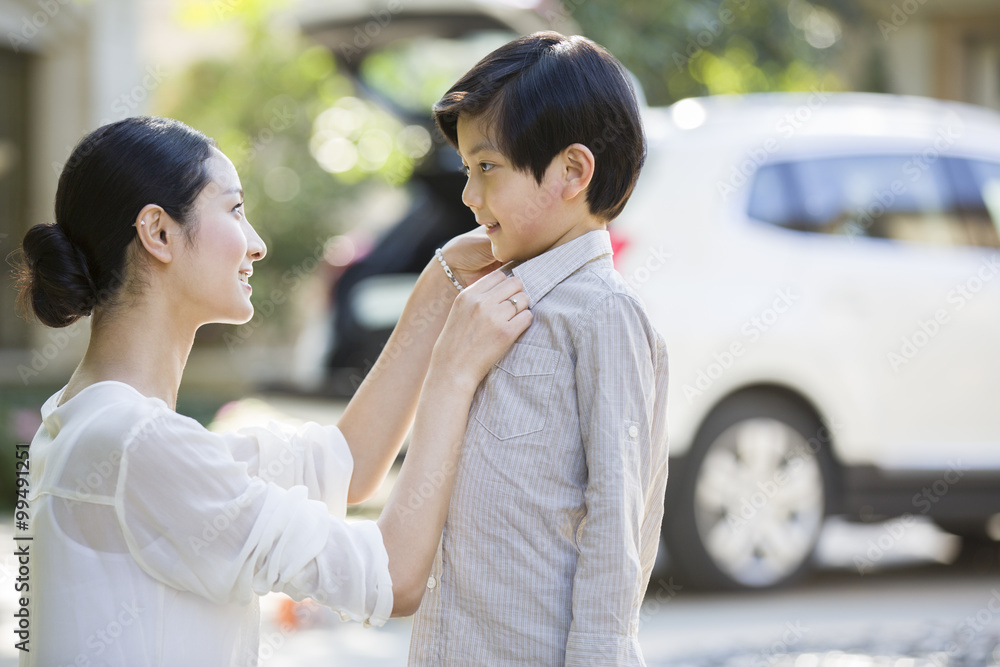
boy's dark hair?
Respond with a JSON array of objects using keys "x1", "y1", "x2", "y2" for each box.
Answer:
[{"x1": 433, "y1": 31, "x2": 645, "y2": 221}]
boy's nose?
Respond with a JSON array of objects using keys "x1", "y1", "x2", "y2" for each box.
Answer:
[{"x1": 461, "y1": 178, "x2": 482, "y2": 211}]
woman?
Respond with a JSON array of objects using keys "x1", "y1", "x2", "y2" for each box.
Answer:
[{"x1": 13, "y1": 116, "x2": 530, "y2": 665}]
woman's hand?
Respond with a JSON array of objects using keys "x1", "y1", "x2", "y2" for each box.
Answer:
[
  {"x1": 441, "y1": 227, "x2": 502, "y2": 287},
  {"x1": 431, "y1": 269, "x2": 531, "y2": 391}
]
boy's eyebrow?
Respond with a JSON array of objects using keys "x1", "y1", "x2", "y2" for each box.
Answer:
[{"x1": 461, "y1": 139, "x2": 501, "y2": 158}]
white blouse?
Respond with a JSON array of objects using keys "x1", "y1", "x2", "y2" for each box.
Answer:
[{"x1": 21, "y1": 381, "x2": 392, "y2": 666}]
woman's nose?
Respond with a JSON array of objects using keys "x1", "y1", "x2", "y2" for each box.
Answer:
[{"x1": 245, "y1": 220, "x2": 267, "y2": 261}]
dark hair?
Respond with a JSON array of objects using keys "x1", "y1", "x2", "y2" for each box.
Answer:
[
  {"x1": 433, "y1": 31, "x2": 645, "y2": 221},
  {"x1": 14, "y1": 116, "x2": 216, "y2": 328}
]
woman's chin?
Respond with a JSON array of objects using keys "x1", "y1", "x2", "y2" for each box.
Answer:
[{"x1": 212, "y1": 304, "x2": 255, "y2": 326}]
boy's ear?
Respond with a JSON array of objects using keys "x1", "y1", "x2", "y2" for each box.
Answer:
[
  {"x1": 560, "y1": 143, "x2": 596, "y2": 202},
  {"x1": 134, "y1": 204, "x2": 182, "y2": 265}
]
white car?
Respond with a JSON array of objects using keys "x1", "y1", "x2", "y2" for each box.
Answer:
[{"x1": 612, "y1": 92, "x2": 1000, "y2": 589}]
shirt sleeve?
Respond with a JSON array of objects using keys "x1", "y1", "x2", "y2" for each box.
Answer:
[
  {"x1": 114, "y1": 408, "x2": 392, "y2": 626},
  {"x1": 565, "y1": 293, "x2": 665, "y2": 666},
  {"x1": 222, "y1": 420, "x2": 354, "y2": 517}
]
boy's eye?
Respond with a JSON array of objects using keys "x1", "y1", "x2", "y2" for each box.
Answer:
[
  {"x1": 461, "y1": 164, "x2": 471, "y2": 177},
  {"x1": 479, "y1": 162, "x2": 495, "y2": 173}
]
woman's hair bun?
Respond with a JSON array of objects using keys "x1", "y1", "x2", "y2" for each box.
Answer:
[{"x1": 15, "y1": 222, "x2": 98, "y2": 328}]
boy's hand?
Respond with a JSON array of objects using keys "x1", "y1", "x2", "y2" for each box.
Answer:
[{"x1": 441, "y1": 227, "x2": 503, "y2": 286}]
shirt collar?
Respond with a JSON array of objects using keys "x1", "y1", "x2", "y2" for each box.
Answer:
[{"x1": 506, "y1": 230, "x2": 613, "y2": 304}]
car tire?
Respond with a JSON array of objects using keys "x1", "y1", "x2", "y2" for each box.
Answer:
[{"x1": 662, "y1": 390, "x2": 836, "y2": 590}]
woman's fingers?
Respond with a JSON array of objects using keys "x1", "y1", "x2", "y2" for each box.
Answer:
[
  {"x1": 499, "y1": 290, "x2": 528, "y2": 320},
  {"x1": 434, "y1": 273, "x2": 532, "y2": 385}
]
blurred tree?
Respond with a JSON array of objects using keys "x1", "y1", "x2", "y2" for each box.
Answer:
[
  {"x1": 154, "y1": 0, "x2": 421, "y2": 348},
  {"x1": 569, "y1": 0, "x2": 869, "y2": 105}
]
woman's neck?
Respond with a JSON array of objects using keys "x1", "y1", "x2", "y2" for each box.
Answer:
[{"x1": 62, "y1": 297, "x2": 196, "y2": 410}]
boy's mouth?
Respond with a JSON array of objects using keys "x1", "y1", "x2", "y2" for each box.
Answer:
[{"x1": 483, "y1": 221, "x2": 500, "y2": 234}]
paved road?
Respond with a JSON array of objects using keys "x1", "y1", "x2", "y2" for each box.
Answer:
[{"x1": 1, "y1": 520, "x2": 997, "y2": 666}]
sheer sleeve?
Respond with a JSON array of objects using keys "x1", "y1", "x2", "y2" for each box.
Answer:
[
  {"x1": 221, "y1": 420, "x2": 354, "y2": 516},
  {"x1": 114, "y1": 408, "x2": 392, "y2": 625}
]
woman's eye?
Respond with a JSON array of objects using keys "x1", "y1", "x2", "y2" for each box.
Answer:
[{"x1": 233, "y1": 202, "x2": 245, "y2": 215}]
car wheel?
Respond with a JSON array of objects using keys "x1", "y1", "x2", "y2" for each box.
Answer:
[{"x1": 663, "y1": 391, "x2": 835, "y2": 590}]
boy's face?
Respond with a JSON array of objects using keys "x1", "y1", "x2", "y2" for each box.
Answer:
[{"x1": 456, "y1": 114, "x2": 594, "y2": 264}]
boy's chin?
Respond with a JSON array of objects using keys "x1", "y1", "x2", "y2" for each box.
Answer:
[{"x1": 489, "y1": 240, "x2": 511, "y2": 264}]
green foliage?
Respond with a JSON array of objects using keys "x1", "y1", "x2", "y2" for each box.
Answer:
[
  {"x1": 153, "y1": 1, "x2": 421, "y2": 346},
  {"x1": 571, "y1": 0, "x2": 865, "y2": 106}
]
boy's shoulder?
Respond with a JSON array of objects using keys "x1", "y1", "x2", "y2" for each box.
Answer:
[
  {"x1": 558, "y1": 258, "x2": 645, "y2": 312},
  {"x1": 550, "y1": 259, "x2": 660, "y2": 340}
]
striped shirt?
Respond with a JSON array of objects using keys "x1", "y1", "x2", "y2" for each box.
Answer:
[{"x1": 409, "y1": 230, "x2": 669, "y2": 666}]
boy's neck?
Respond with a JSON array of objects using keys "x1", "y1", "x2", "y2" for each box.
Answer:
[{"x1": 529, "y1": 216, "x2": 607, "y2": 261}]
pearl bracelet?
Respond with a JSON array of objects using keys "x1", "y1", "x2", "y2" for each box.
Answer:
[{"x1": 435, "y1": 248, "x2": 464, "y2": 292}]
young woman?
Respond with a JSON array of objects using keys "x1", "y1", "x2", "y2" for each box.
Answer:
[{"x1": 13, "y1": 116, "x2": 530, "y2": 666}]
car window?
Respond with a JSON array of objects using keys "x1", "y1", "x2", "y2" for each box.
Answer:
[
  {"x1": 950, "y1": 158, "x2": 1000, "y2": 249},
  {"x1": 747, "y1": 154, "x2": 985, "y2": 247},
  {"x1": 746, "y1": 163, "x2": 796, "y2": 229}
]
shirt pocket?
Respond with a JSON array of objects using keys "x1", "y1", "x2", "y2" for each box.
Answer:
[{"x1": 473, "y1": 343, "x2": 561, "y2": 441}]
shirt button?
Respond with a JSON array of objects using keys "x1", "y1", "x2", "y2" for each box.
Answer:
[
  {"x1": 427, "y1": 575, "x2": 437, "y2": 590},
  {"x1": 628, "y1": 425, "x2": 639, "y2": 438}
]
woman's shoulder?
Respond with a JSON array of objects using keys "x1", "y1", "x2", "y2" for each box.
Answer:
[{"x1": 44, "y1": 381, "x2": 209, "y2": 454}]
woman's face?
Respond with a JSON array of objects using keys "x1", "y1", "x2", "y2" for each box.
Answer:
[{"x1": 175, "y1": 148, "x2": 266, "y2": 326}]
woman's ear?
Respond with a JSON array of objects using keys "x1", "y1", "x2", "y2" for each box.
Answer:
[
  {"x1": 134, "y1": 204, "x2": 180, "y2": 265},
  {"x1": 561, "y1": 143, "x2": 596, "y2": 202}
]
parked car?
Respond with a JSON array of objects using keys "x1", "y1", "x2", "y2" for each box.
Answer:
[{"x1": 615, "y1": 92, "x2": 1000, "y2": 589}]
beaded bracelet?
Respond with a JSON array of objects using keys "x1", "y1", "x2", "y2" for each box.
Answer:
[{"x1": 435, "y1": 248, "x2": 464, "y2": 292}]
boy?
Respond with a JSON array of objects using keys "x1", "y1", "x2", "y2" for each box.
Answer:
[{"x1": 410, "y1": 32, "x2": 669, "y2": 666}]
